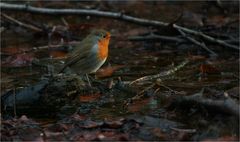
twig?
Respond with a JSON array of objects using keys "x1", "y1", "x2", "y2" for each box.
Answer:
[
  {"x1": 3, "y1": 41, "x2": 80, "y2": 55},
  {"x1": 32, "y1": 44, "x2": 64, "y2": 52},
  {"x1": 157, "y1": 83, "x2": 186, "y2": 95},
  {"x1": 129, "y1": 59, "x2": 189, "y2": 85},
  {"x1": 124, "y1": 83, "x2": 155, "y2": 108},
  {"x1": 61, "y1": 17, "x2": 69, "y2": 27},
  {"x1": 128, "y1": 34, "x2": 185, "y2": 43},
  {"x1": 1, "y1": 2, "x2": 238, "y2": 50},
  {"x1": 13, "y1": 86, "x2": 17, "y2": 118},
  {"x1": 107, "y1": 79, "x2": 114, "y2": 89},
  {"x1": 178, "y1": 29, "x2": 218, "y2": 56},
  {"x1": 1, "y1": 13, "x2": 42, "y2": 32},
  {"x1": 173, "y1": 24, "x2": 239, "y2": 50},
  {"x1": 138, "y1": 83, "x2": 156, "y2": 95},
  {"x1": 170, "y1": 127, "x2": 196, "y2": 133}
]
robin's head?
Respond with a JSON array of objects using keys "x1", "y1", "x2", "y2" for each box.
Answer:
[
  {"x1": 86, "y1": 29, "x2": 111, "y2": 60},
  {"x1": 88, "y1": 29, "x2": 111, "y2": 42}
]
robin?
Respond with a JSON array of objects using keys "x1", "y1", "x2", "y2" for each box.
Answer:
[{"x1": 59, "y1": 29, "x2": 111, "y2": 85}]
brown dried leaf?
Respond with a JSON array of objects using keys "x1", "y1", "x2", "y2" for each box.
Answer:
[
  {"x1": 1, "y1": 47, "x2": 29, "y2": 55},
  {"x1": 151, "y1": 128, "x2": 166, "y2": 139},
  {"x1": 127, "y1": 98, "x2": 151, "y2": 112},
  {"x1": 188, "y1": 53, "x2": 207, "y2": 61},
  {"x1": 79, "y1": 93, "x2": 102, "y2": 102},
  {"x1": 200, "y1": 64, "x2": 220, "y2": 74}
]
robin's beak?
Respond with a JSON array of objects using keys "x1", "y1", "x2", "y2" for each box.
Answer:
[{"x1": 106, "y1": 32, "x2": 111, "y2": 39}]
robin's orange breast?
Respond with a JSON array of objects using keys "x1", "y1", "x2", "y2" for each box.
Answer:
[{"x1": 97, "y1": 32, "x2": 110, "y2": 60}]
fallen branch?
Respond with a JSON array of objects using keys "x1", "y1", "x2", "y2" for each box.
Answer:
[
  {"x1": 0, "y1": 2, "x2": 169, "y2": 26},
  {"x1": 1, "y1": 2, "x2": 238, "y2": 50},
  {"x1": 174, "y1": 89, "x2": 240, "y2": 118},
  {"x1": 177, "y1": 29, "x2": 218, "y2": 56},
  {"x1": 129, "y1": 59, "x2": 189, "y2": 85}
]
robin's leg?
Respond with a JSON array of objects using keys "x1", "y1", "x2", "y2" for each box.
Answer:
[{"x1": 85, "y1": 74, "x2": 92, "y2": 87}]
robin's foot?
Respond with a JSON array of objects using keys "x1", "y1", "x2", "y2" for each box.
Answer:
[{"x1": 85, "y1": 74, "x2": 92, "y2": 87}]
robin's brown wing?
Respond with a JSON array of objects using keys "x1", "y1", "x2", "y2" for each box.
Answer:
[{"x1": 59, "y1": 40, "x2": 93, "y2": 73}]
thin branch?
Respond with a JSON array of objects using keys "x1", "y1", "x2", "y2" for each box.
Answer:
[
  {"x1": 124, "y1": 83, "x2": 155, "y2": 108},
  {"x1": 177, "y1": 29, "x2": 218, "y2": 56},
  {"x1": 1, "y1": 13, "x2": 43, "y2": 32},
  {"x1": 170, "y1": 127, "x2": 196, "y2": 133},
  {"x1": 2, "y1": 41, "x2": 80, "y2": 56},
  {"x1": 61, "y1": 17, "x2": 69, "y2": 27},
  {"x1": 128, "y1": 34, "x2": 185, "y2": 43},
  {"x1": 0, "y1": 2, "x2": 238, "y2": 50},
  {"x1": 13, "y1": 86, "x2": 17, "y2": 118},
  {"x1": 173, "y1": 24, "x2": 239, "y2": 50},
  {"x1": 156, "y1": 83, "x2": 186, "y2": 95},
  {"x1": 129, "y1": 59, "x2": 189, "y2": 85}
]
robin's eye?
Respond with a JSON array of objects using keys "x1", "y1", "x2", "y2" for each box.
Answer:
[{"x1": 103, "y1": 35, "x2": 106, "y2": 38}]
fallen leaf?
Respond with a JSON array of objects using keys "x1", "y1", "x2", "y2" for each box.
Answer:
[
  {"x1": 81, "y1": 120, "x2": 103, "y2": 129},
  {"x1": 188, "y1": 53, "x2": 206, "y2": 61},
  {"x1": 127, "y1": 98, "x2": 151, "y2": 112},
  {"x1": 96, "y1": 131, "x2": 129, "y2": 141},
  {"x1": 1, "y1": 116, "x2": 42, "y2": 141},
  {"x1": 1, "y1": 47, "x2": 29, "y2": 55},
  {"x1": 19, "y1": 115, "x2": 29, "y2": 122},
  {"x1": 151, "y1": 128, "x2": 166, "y2": 139},
  {"x1": 79, "y1": 93, "x2": 102, "y2": 102},
  {"x1": 200, "y1": 64, "x2": 220, "y2": 74},
  {"x1": 70, "y1": 114, "x2": 87, "y2": 121},
  {"x1": 44, "y1": 131, "x2": 65, "y2": 141},
  {"x1": 104, "y1": 119, "x2": 124, "y2": 128}
]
